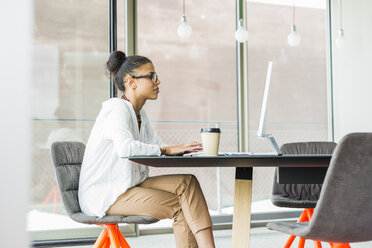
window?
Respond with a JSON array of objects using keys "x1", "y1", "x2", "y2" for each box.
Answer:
[
  {"x1": 136, "y1": 0, "x2": 238, "y2": 228},
  {"x1": 28, "y1": 0, "x2": 330, "y2": 241},
  {"x1": 29, "y1": 0, "x2": 111, "y2": 240},
  {"x1": 246, "y1": 0, "x2": 329, "y2": 205}
]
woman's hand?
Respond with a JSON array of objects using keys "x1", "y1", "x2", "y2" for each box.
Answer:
[{"x1": 164, "y1": 141, "x2": 203, "y2": 156}]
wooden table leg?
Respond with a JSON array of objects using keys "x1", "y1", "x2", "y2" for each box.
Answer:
[{"x1": 232, "y1": 167, "x2": 253, "y2": 248}]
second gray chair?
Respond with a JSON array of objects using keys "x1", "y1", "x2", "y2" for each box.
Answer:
[
  {"x1": 51, "y1": 141, "x2": 159, "y2": 248},
  {"x1": 271, "y1": 141, "x2": 337, "y2": 248},
  {"x1": 268, "y1": 133, "x2": 372, "y2": 248}
]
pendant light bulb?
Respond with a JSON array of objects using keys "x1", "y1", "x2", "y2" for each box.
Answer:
[
  {"x1": 177, "y1": 15, "x2": 192, "y2": 39},
  {"x1": 235, "y1": 19, "x2": 249, "y2": 43},
  {"x1": 287, "y1": 25, "x2": 301, "y2": 47},
  {"x1": 335, "y1": 29, "x2": 344, "y2": 48}
]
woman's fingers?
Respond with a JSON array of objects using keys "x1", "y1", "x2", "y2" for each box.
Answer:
[
  {"x1": 189, "y1": 145, "x2": 203, "y2": 151},
  {"x1": 165, "y1": 142, "x2": 203, "y2": 156},
  {"x1": 185, "y1": 145, "x2": 203, "y2": 153},
  {"x1": 186, "y1": 142, "x2": 202, "y2": 148}
]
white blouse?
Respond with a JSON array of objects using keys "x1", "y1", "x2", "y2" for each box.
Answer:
[{"x1": 78, "y1": 98, "x2": 162, "y2": 217}]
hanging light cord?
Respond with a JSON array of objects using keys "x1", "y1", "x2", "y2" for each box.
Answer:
[
  {"x1": 183, "y1": 0, "x2": 185, "y2": 16},
  {"x1": 292, "y1": 0, "x2": 296, "y2": 25},
  {"x1": 339, "y1": 0, "x2": 343, "y2": 29},
  {"x1": 240, "y1": 0, "x2": 243, "y2": 20}
]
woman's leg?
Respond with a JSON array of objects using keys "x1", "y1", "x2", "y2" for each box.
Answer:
[
  {"x1": 139, "y1": 174, "x2": 215, "y2": 248},
  {"x1": 195, "y1": 227, "x2": 215, "y2": 248},
  {"x1": 106, "y1": 186, "x2": 197, "y2": 248}
]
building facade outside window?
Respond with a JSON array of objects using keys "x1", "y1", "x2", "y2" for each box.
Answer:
[
  {"x1": 136, "y1": 0, "x2": 238, "y2": 229},
  {"x1": 29, "y1": 0, "x2": 111, "y2": 240},
  {"x1": 246, "y1": 0, "x2": 329, "y2": 201}
]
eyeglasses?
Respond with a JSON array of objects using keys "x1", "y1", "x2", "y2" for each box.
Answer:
[{"x1": 131, "y1": 72, "x2": 159, "y2": 84}]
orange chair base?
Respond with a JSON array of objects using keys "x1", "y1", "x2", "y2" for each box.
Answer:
[
  {"x1": 93, "y1": 224, "x2": 131, "y2": 248},
  {"x1": 40, "y1": 186, "x2": 60, "y2": 213},
  {"x1": 329, "y1": 242, "x2": 351, "y2": 248},
  {"x1": 283, "y1": 209, "x2": 316, "y2": 248},
  {"x1": 282, "y1": 209, "x2": 350, "y2": 248}
]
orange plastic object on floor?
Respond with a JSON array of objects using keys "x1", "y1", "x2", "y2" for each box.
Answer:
[{"x1": 93, "y1": 224, "x2": 131, "y2": 248}]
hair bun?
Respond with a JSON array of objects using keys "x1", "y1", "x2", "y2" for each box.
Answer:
[{"x1": 107, "y1": 51, "x2": 127, "y2": 74}]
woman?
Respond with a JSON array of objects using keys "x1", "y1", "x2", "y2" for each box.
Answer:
[{"x1": 78, "y1": 51, "x2": 215, "y2": 248}]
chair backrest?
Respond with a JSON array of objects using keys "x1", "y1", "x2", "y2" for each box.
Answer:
[
  {"x1": 272, "y1": 142, "x2": 337, "y2": 205},
  {"x1": 280, "y1": 142, "x2": 337, "y2": 155},
  {"x1": 50, "y1": 141, "x2": 85, "y2": 218},
  {"x1": 307, "y1": 133, "x2": 372, "y2": 242}
]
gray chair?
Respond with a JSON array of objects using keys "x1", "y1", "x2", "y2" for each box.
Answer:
[
  {"x1": 272, "y1": 142, "x2": 337, "y2": 209},
  {"x1": 267, "y1": 133, "x2": 372, "y2": 248},
  {"x1": 271, "y1": 142, "x2": 337, "y2": 248},
  {"x1": 51, "y1": 141, "x2": 159, "y2": 248}
]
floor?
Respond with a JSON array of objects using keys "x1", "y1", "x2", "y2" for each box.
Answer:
[{"x1": 55, "y1": 227, "x2": 372, "y2": 248}]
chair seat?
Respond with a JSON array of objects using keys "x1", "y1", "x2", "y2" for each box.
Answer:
[
  {"x1": 267, "y1": 222, "x2": 310, "y2": 239},
  {"x1": 71, "y1": 212, "x2": 159, "y2": 225},
  {"x1": 271, "y1": 195, "x2": 317, "y2": 209},
  {"x1": 267, "y1": 221, "x2": 357, "y2": 244}
]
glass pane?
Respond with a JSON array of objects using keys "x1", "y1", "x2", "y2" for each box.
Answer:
[
  {"x1": 30, "y1": 0, "x2": 110, "y2": 240},
  {"x1": 117, "y1": 0, "x2": 126, "y2": 52},
  {"x1": 136, "y1": 0, "x2": 237, "y2": 227},
  {"x1": 246, "y1": 1, "x2": 328, "y2": 205}
]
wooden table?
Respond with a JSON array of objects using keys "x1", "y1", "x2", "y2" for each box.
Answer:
[{"x1": 130, "y1": 154, "x2": 331, "y2": 248}]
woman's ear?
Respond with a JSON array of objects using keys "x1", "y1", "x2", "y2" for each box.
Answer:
[
  {"x1": 124, "y1": 77, "x2": 137, "y2": 89},
  {"x1": 129, "y1": 79, "x2": 137, "y2": 89}
]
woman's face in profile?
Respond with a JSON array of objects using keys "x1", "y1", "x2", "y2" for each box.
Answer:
[{"x1": 131, "y1": 62, "x2": 160, "y2": 100}]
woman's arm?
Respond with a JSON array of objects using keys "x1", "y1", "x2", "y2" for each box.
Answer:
[
  {"x1": 104, "y1": 108, "x2": 161, "y2": 157},
  {"x1": 105, "y1": 108, "x2": 203, "y2": 157},
  {"x1": 163, "y1": 142, "x2": 203, "y2": 156},
  {"x1": 145, "y1": 113, "x2": 203, "y2": 155}
]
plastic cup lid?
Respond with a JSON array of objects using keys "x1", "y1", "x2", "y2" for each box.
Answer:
[{"x1": 200, "y1": 128, "x2": 221, "y2": 133}]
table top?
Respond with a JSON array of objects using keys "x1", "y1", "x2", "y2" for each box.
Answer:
[{"x1": 129, "y1": 154, "x2": 332, "y2": 168}]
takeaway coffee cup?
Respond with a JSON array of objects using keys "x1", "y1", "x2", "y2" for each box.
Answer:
[{"x1": 201, "y1": 128, "x2": 221, "y2": 156}]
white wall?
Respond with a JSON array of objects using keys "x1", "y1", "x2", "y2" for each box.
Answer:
[
  {"x1": 332, "y1": 0, "x2": 372, "y2": 141},
  {"x1": 0, "y1": 1, "x2": 32, "y2": 247}
]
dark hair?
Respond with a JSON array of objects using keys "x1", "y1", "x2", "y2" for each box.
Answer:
[{"x1": 106, "y1": 51, "x2": 152, "y2": 92}]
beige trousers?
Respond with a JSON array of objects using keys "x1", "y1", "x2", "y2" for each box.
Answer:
[{"x1": 106, "y1": 174, "x2": 213, "y2": 248}]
